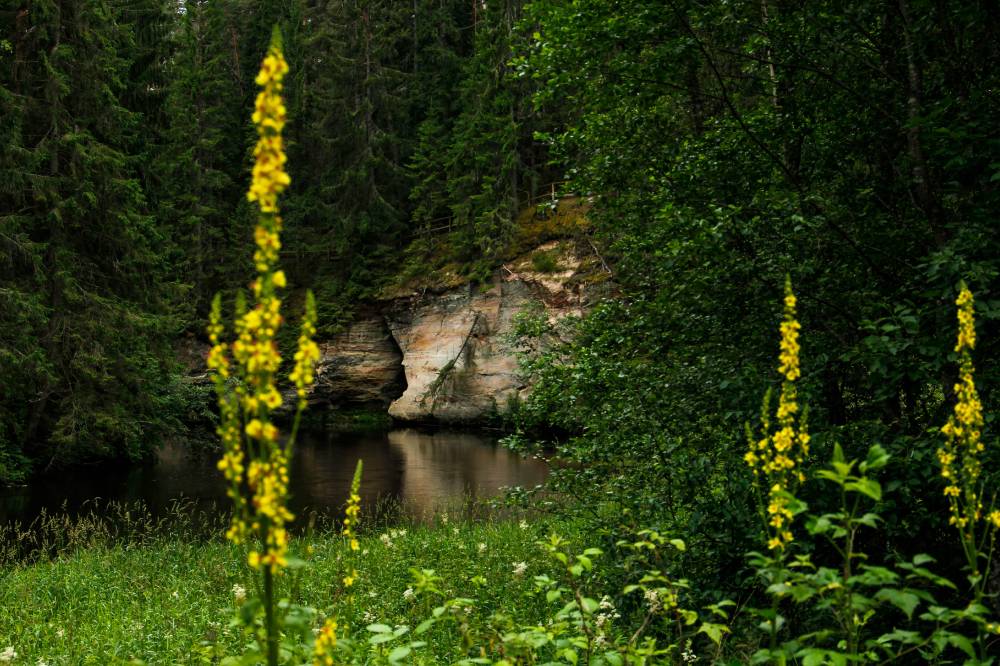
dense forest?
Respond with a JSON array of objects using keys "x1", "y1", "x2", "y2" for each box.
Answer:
[
  {"x1": 0, "y1": 0, "x2": 555, "y2": 478},
  {"x1": 2, "y1": 0, "x2": 1000, "y2": 663}
]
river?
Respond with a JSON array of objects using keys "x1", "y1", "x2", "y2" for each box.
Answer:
[{"x1": 0, "y1": 427, "x2": 549, "y2": 526}]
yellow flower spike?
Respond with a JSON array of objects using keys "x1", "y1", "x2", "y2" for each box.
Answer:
[
  {"x1": 313, "y1": 619, "x2": 338, "y2": 666},
  {"x1": 339, "y1": 460, "x2": 365, "y2": 590},
  {"x1": 940, "y1": 283, "x2": 992, "y2": 547},
  {"x1": 747, "y1": 277, "x2": 809, "y2": 553},
  {"x1": 246, "y1": 42, "x2": 290, "y2": 213},
  {"x1": 207, "y1": 29, "x2": 300, "y2": 595}
]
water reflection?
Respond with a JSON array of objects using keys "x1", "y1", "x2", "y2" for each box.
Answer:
[{"x1": 0, "y1": 428, "x2": 548, "y2": 525}]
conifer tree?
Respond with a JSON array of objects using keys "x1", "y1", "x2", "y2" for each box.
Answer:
[
  {"x1": 407, "y1": 0, "x2": 548, "y2": 260},
  {"x1": 155, "y1": 0, "x2": 255, "y2": 315},
  {"x1": 286, "y1": 0, "x2": 413, "y2": 286},
  {"x1": 0, "y1": 0, "x2": 179, "y2": 477}
]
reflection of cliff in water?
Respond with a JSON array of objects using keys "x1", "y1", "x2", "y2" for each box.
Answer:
[
  {"x1": 0, "y1": 428, "x2": 549, "y2": 525},
  {"x1": 387, "y1": 429, "x2": 548, "y2": 510},
  {"x1": 290, "y1": 427, "x2": 548, "y2": 516}
]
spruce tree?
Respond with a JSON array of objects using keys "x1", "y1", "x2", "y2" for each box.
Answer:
[
  {"x1": 286, "y1": 0, "x2": 413, "y2": 288},
  {"x1": 0, "y1": 0, "x2": 180, "y2": 476}
]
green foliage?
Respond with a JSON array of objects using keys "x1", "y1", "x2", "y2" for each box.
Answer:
[
  {"x1": 407, "y1": 0, "x2": 554, "y2": 262},
  {"x1": 0, "y1": 511, "x2": 563, "y2": 664},
  {"x1": 749, "y1": 443, "x2": 999, "y2": 664},
  {"x1": 530, "y1": 249, "x2": 559, "y2": 273},
  {"x1": 0, "y1": 0, "x2": 188, "y2": 480},
  {"x1": 510, "y1": 0, "x2": 1000, "y2": 617}
]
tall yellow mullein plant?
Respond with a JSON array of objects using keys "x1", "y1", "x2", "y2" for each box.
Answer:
[
  {"x1": 206, "y1": 27, "x2": 320, "y2": 666},
  {"x1": 746, "y1": 277, "x2": 810, "y2": 552},
  {"x1": 939, "y1": 285, "x2": 1000, "y2": 581},
  {"x1": 937, "y1": 283, "x2": 1000, "y2": 656}
]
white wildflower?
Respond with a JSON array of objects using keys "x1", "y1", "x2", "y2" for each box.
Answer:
[
  {"x1": 403, "y1": 587, "x2": 415, "y2": 601},
  {"x1": 512, "y1": 561, "x2": 528, "y2": 576},
  {"x1": 519, "y1": 520, "x2": 529, "y2": 530},
  {"x1": 0, "y1": 647, "x2": 15, "y2": 663},
  {"x1": 644, "y1": 588, "x2": 662, "y2": 613},
  {"x1": 55, "y1": 630, "x2": 64, "y2": 639},
  {"x1": 232, "y1": 584, "x2": 247, "y2": 604},
  {"x1": 452, "y1": 527, "x2": 460, "y2": 535},
  {"x1": 379, "y1": 533, "x2": 394, "y2": 548},
  {"x1": 478, "y1": 542, "x2": 487, "y2": 553},
  {"x1": 363, "y1": 611, "x2": 376, "y2": 623},
  {"x1": 682, "y1": 639, "x2": 698, "y2": 663}
]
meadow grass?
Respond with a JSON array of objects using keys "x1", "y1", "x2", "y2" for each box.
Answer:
[{"x1": 0, "y1": 510, "x2": 573, "y2": 665}]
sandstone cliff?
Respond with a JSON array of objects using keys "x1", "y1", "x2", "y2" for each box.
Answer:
[{"x1": 307, "y1": 239, "x2": 609, "y2": 423}]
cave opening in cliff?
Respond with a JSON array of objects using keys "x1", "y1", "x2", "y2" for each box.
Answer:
[{"x1": 385, "y1": 323, "x2": 407, "y2": 403}]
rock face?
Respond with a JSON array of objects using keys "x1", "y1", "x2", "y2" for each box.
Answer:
[
  {"x1": 183, "y1": 241, "x2": 605, "y2": 423},
  {"x1": 383, "y1": 243, "x2": 603, "y2": 423},
  {"x1": 310, "y1": 315, "x2": 407, "y2": 409},
  {"x1": 304, "y1": 240, "x2": 609, "y2": 423}
]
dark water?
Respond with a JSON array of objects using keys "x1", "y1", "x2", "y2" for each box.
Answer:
[{"x1": 0, "y1": 428, "x2": 549, "y2": 526}]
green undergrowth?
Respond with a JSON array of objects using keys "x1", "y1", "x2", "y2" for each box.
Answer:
[
  {"x1": 0, "y1": 514, "x2": 574, "y2": 665},
  {"x1": 381, "y1": 196, "x2": 596, "y2": 299}
]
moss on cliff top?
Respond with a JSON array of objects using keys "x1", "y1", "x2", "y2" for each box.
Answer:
[{"x1": 380, "y1": 196, "x2": 599, "y2": 299}]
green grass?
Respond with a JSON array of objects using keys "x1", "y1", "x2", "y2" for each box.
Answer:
[{"x1": 0, "y1": 515, "x2": 572, "y2": 664}]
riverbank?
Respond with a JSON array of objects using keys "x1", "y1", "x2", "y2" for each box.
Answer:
[{"x1": 0, "y1": 514, "x2": 575, "y2": 664}]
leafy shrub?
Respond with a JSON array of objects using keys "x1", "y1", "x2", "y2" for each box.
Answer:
[{"x1": 530, "y1": 250, "x2": 560, "y2": 273}]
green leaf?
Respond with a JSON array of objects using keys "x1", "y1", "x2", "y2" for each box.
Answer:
[
  {"x1": 845, "y1": 477, "x2": 882, "y2": 501},
  {"x1": 874, "y1": 588, "x2": 920, "y2": 619},
  {"x1": 698, "y1": 622, "x2": 730, "y2": 645},
  {"x1": 861, "y1": 445, "x2": 889, "y2": 472},
  {"x1": 833, "y1": 442, "x2": 846, "y2": 464},
  {"x1": 388, "y1": 646, "x2": 412, "y2": 663},
  {"x1": 285, "y1": 557, "x2": 308, "y2": 570},
  {"x1": 945, "y1": 631, "x2": 975, "y2": 657},
  {"x1": 854, "y1": 512, "x2": 881, "y2": 528},
  {"x1": 238, "y1": 598, "x2": 262, "y2": 626}
]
